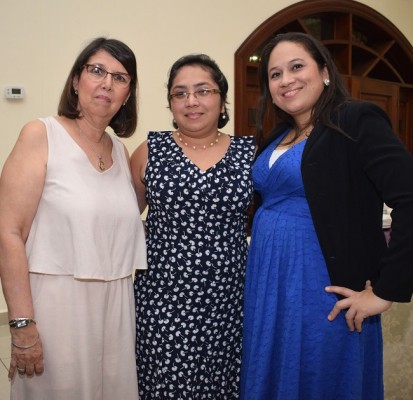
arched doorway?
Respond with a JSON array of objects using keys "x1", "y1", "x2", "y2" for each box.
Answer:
[{"x1": 235, "y1": 0, "x2": 413, "y2": 153}]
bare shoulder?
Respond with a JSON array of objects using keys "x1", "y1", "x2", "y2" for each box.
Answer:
[
  {"x1": 14, "y1": 119, "x2": 48, "y2": 158},
  {"x1": 130, "y1": 140, "x2": 149, "y2": 212},
  {"x1": 5, "y1": 119, "x2": 48, "y2": 167},
  {"x1": 0, "y1": 119, "x2": 48, "y2": 233},
  {"x1": 130, "y1": 140, "x2": 148, "y2": 169},
  {"x1": 19, "y1": 119, "x2": 47, "y2": 141}
]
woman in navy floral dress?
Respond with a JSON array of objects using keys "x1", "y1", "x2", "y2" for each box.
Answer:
[{"x1": 131, "y1": 54, "x2": 255, "y2": 399}]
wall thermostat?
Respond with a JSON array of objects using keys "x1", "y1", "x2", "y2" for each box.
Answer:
[{"x1": 4, "y1": 86, "x2": 25, "y2": 99}]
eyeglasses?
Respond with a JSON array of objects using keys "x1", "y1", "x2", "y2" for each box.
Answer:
[
  {"x1": 82, "y1": 64, "x2": 131, "y2": 87},
  {"x1": 169, "y1": 88, "x2": 221, "y2": 101}
]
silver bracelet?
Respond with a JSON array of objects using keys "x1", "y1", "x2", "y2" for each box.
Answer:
[
  {"x1": 11, "y1": 333, "x2": 40, "y2": 349},
  {"x1": 9, "y1": 318, "x2": 36, "y2": 329}
]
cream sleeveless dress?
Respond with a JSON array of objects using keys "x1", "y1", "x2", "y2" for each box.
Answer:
[{"x1": 11, "y1": 117, "x2": 146, "y2": 400}]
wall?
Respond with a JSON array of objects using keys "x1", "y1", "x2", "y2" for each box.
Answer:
[
  {"x1": 1, "y1": 0, "x2": 412, "y2": 166},
  {"x1": 1, "y1": 0, "x2": 412, "y2": 397}
]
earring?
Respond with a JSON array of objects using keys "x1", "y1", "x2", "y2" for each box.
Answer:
[
  {"x1": 221, "y1": 114, "x2": 226, "y2": 120},
  {"x1": 324, "y1": 79, "x2": 330, "y2": 87},
  {"x1": 74, "y1": 90, "x2": 78, "y2": 95}
]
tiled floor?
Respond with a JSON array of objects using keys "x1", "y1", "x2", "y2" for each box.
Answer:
[{"x1": 0, "y1": 324, "x2": 11, "y2": 399}]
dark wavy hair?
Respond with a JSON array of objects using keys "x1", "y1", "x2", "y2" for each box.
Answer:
[
  {"x1": 256, "y1": 32, "x2": 350, "y2": 146},
  {"x1": 166, "y1": 54, "x2": 229, "y2": 129},
  {"x1": 58, "y1": 37, "x2": 138, "y2": 138}
]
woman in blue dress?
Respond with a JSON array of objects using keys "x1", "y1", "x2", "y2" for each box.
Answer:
[{"x1": 241, "y1": 32, "x2": 413, "y2": 400}]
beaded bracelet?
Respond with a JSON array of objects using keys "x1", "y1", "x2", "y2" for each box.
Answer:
[{"x1": 11, "y1": 333, "x2": 40, "y2": 349}]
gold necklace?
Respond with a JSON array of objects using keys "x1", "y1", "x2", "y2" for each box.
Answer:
[
  {"x1": 301, "y1": 127, "x2": 313, "y2": 138},
  {"x1": 75, "y1": 119, "x2": 106, "y2": 171},
  {"x1": 175, "y1": 130, "x2": 221, "y2": 150},
  {"x1": 279, "y1": 127, "x2": 312, "y2": 148}
]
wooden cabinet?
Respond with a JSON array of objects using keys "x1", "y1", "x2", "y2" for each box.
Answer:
[{"x1": 235, "y1": 0, "x2": 413, "y2": 153}]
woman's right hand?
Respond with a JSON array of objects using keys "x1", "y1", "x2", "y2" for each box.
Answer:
[
  {"x1": 9, "y1": 324, "x2": 44, "y2": 379},
  {"x1": 325, "y1": 280, "x2": 392, "y2": 332}
]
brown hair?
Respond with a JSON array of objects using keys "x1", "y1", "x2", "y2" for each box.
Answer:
[
  {"x1": 58, "y1": 37, "x2": 138, "y2": 138},
  {"x1": 167, "y1": 54, "x2": 229, "y2": 129},
  {"x1": 256, "y1": 32, "x2": 350, "y2": 145}
]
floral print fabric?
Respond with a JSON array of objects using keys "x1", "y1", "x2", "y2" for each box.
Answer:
[{"x1": 135, "y1": 131, "x2": 255, "y2": 399}]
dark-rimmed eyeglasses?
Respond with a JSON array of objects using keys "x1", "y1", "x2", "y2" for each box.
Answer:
[
  {"x1": 82, "y1": 64, "x2": 131, "y2": 87},
  {"x1": 169, "y1": 88, "x2": 221, "y2": 101}
]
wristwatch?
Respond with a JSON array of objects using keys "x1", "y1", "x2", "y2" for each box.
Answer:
[{"x1": 9, "y1": 318, "x2": 36, "y2": 329}]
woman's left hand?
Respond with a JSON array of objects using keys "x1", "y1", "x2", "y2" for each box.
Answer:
[{"x1": 325, "y1": 280, "x2": 392, "y2": 332}]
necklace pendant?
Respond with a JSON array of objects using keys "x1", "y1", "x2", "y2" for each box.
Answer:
[{"x1": 98, "y1": 158, "x2": 105, "y2": 171}]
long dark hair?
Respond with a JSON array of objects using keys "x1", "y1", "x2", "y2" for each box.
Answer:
[
  {"x1": 58, "y1": 37, "x2": 138, "y2": 138},
  {"x1": 256, "y1": 32, "x2": 350, "y2": 146},
  {"x1": 167, "y1": 54, "x2": 229, "y2": 129}
]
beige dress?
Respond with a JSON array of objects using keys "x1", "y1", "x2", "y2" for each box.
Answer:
[{"x1": 11, "y1": 117, "x2": 146, "y2": 400}]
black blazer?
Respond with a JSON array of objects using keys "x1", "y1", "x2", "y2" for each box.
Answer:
[{"x1": 256, "y1": 101, "x2": 413, "y2": 302}]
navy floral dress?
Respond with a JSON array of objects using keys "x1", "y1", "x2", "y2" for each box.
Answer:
[{"x1": 135, "y1": 131, "x2": 255, "y2": 399}]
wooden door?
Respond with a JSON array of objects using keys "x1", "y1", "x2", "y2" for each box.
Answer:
[
  {"x1": 350, "y1": 77, "x2": 399, "y2": 132},
  {"x1": 235, "y1": 0, "x2": 413, "y2": 153}
]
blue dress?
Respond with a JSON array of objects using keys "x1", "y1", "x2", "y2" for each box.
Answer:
[
  {"x1": 241, "y1": 133, "x2": 384, "y2": 400},
  {"x1": 135, "y1": 132, "x2": 255, "y2": 399}
]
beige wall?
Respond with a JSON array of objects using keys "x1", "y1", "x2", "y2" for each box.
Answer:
[
  {"x1": 1, "y1": 0, "x2": 413, "y2": 167},
  {"x1": 1, "y1": 1, "x2": 412, "y2": 397}
]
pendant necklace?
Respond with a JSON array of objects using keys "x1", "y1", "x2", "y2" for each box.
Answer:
[
  {"x1": 279, "y1": 126, "x2": 312, "y2": 148},
  {"x1": 175, "y1": 130, "x2": 221, "y2": 150},
  {"x1": 75, "y1": 119, "x2": 106, "y2": 171}
]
